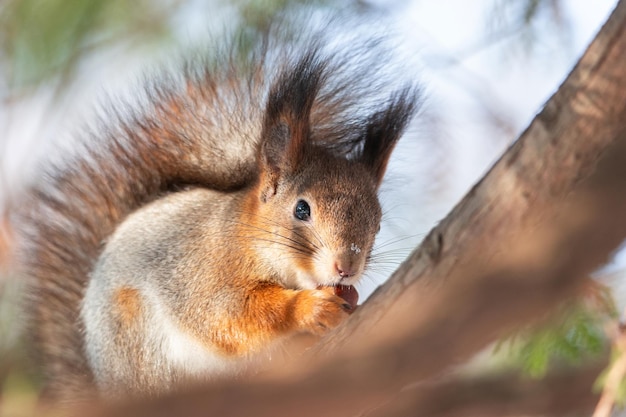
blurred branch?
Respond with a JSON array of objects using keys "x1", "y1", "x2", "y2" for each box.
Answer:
[{"x1": 366, "y1": 363, "x2": 603, "y2": 417}]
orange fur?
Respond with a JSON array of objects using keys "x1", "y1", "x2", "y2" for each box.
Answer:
[
  {"x1": 194, "y1": 283, "x2": 350, "y2": 357},
  {"x1": 114, "y1": 287, "x2": 142, "y2": 326}
]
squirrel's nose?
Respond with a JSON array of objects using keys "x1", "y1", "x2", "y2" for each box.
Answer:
[{"x1": 335, "y1": 261, "x2": 356, "y2": 278}]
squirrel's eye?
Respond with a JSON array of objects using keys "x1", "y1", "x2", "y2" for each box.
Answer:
[{"x1": 294, "y1": 200, "x2": 311, "y2": 221}]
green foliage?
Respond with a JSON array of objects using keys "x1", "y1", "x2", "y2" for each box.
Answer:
[
  {"x1": 0, "y1": 0, "x2": 178, "y2": 93},
  {"x1": 497, "y1": 283, "x2": 616, "y2": 378},
  {"x1": 0, "y1": 0, "x2": 338, "y2": 98}
]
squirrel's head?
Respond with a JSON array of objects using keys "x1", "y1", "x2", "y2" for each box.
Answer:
[{"x1": 243, "y1": 51, "x2": 417, "y2": 290}]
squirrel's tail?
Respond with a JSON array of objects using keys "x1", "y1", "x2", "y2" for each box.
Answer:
[{"x1": 13, "y1": 16, "x2": 419, "y2": 401}]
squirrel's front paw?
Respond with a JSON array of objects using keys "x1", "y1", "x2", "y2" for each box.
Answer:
[{"x1": 292, "y1": 289, "x2": 353, "y2": 335}]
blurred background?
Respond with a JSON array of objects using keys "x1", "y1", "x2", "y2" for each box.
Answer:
[{"x1": 0, "y1": 0, "x2": 621, "y2": 414}]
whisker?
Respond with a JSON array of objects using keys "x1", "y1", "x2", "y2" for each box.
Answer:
[
  {"x1": 245, "y1": 238, "x2": 310, "y2": 255},
  {"x1": 226, "y1": 219, "x2": 314, "y2": 253},
  {"x1": 358, "y1": 274, "x2": 384, "y2": 289},
  {"x1": 233, "y1": 210, "x2": 322, "y2": 251},
  {"x1": 373, "y1": 233, "x2": 423, "y2": 250},
  {"x1": 223, "y1": 233, "x2": 312, "y2": 256},
  {"x1": 368, "y1": 254, "x2": 411, "y2": 263}
]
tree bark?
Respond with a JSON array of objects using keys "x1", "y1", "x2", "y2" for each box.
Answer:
[{"x1": 73, "y1": 0, "x2": 626, "y2": 416}]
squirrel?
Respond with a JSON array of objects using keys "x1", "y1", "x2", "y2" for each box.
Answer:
[{"x1": 13, "y1": 18, "x2": 419, "y2": 403}]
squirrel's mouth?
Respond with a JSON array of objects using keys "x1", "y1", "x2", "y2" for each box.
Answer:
[
  {"x1": 317, "y1": 284, "x2": 359, "y2": 309},
  {"x1": 335, "y1": 284, "x2": 359, "y2": 309}
]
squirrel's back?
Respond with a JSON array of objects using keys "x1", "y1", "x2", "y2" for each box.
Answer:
[{"x1": 13, "y1": 15, "x2": 419, "y2": 402}]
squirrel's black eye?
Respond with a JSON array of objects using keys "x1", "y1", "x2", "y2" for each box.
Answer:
[{"x1": 294, "y1": 200, "x2": 311, "y2": 221}]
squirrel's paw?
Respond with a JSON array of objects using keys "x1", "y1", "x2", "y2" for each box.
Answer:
[{"x1": 292, "y1": 289, "x2": 352, "y2": 335}]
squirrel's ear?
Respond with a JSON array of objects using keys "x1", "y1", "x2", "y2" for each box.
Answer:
[
  {"x1": 360, "y1": 87, "x2": 418, "y2": 188},
  {"x1": 259, "y1": 52, "x2": 325, "y2": 200}
]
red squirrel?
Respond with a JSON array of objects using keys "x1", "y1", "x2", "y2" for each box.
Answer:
[{"x1": 14, "y1": 20, "x2": 419, "y2": 402}]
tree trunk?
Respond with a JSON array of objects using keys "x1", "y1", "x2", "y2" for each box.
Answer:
[{"x1": 77, "y1": 1, "x2": 626, "y2": 416}]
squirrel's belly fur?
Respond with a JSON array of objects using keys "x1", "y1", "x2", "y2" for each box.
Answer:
[
  {"x1": 13, "y1": 13, "x2": 420, "y2": 402},
  {"x1": 84, "y1": 189, "x2": 283, "y2": 397}
]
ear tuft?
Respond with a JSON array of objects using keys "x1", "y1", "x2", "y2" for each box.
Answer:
[
  {"x1": 260, "y1": 49, "x2": 327, "y2": 179},
  {"x1": 360, "y1": 86, "x2": 420, "y2": 187}
]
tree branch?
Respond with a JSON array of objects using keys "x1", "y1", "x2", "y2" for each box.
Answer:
[{"x1": 366, "y1": 363, "x2": 604, "y2": 417}]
